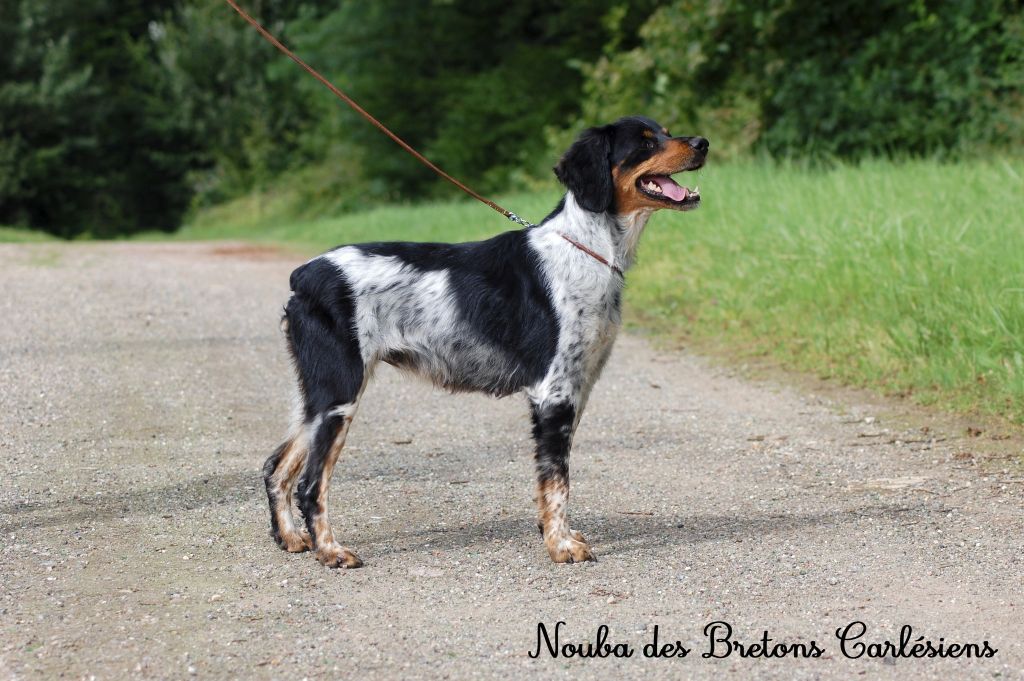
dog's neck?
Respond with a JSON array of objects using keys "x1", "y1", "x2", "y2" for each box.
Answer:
[
  {"x1": 612, "y1": 208, "x2": 654, "y2": 270},
  {"x1": 542, "y1": 192, "x2": 653, "y2": 273}
]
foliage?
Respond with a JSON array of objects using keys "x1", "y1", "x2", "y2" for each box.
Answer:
[
  {"x1": 157, "y1": 1, "x2": 333, "y2": 208},
  {"x1": 232, "y1": 0, "x2": 656, "y2": 202},
  {"x1": 0, "y1": 0, "x2": 193, "y2": 237},
  {"x1": 575, "y1": 0, "x2": 1024, "y2": 160},
  {"x1": 3, "y1": 0, "x2": 1022, "y2": 236}
]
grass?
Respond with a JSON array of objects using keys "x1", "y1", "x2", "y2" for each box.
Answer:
[
  {"x1": 177, "y1": 187, "x2": 563, "y2": 246},
  {"x1": 634, "y1": 157, "x2": 1024, "y2": 422},
  {"x1": 6, "y1": 157, "x2": 1024, "y2": 422},
  {"x1": 0, "y1": 226, "x2": 56, "y2": 242}
]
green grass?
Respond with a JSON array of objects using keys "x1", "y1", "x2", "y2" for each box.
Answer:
[
  {"x1": 176, "y1": 187, "x2": 564, "y2": 246},
  {"x1": 636, "y1": 157, "x2": 1024, "y2": 422},
  {"x1": 0, "y1": 226, "x2": 56, "y2": 242},
  {"x1": 8, "y1": 157, "x2": 1024, "y2": 422}
]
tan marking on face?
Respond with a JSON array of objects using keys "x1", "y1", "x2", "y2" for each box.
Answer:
[{"x1": 612, "y1": 139, "x2": 700, "y2": 215}]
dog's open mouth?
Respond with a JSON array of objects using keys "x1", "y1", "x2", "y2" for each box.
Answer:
[{"x1": 637, "y1": 174, "x2": 701, "y2": 209}]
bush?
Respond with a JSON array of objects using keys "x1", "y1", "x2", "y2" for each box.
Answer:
[
  {"x1": 573, "y1": 0, "x2": 1024, "y2": 161},
  {"x1": 0, "y1": 0, "x2": 194, "y2": 237}
]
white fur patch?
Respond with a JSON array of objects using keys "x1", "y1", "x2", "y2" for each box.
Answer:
[
  {"x1": 322, "y1": 248, "x2": 525, "y2": 395},
  {"x1": 526, "y1": 192, "x2": 628, "y2": 411},
  {"x1": 327, "y1": 403, "x2": 356, "y2": 419}
]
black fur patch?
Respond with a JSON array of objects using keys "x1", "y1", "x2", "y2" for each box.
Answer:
[
  {"x1": 553, "y1": 126, "x2": 615, "y2": 213},
  {"x1": 286, "y1": 259, "x2": 364, "y2": 418},
  {"x1": 531, "y1": 401, "x2": 576, "y2": 482},
  {"x1": 353, "y1": 230, "x2": 559, "y2": 393}
]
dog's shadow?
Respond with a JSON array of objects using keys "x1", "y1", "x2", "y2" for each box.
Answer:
[
  {"x1": 360, "y1": 504, "x2": 924, "y2": 559},
  {"x1": 2, "y1": 470, "x2": 928, "y2": 559},
  {"x1": 0, "y1": 469, "x2": 259, "y2": 534}
]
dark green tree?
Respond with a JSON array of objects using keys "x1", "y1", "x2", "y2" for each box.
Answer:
[
  {"x1": 0, "y1": 0, "x2": 195, "y2": 237},
  {"x1": 268, "y1": 0, "x2": 657, "y2": 199},
  {"x1": 158, "y1": 1, "x2": 334, "y2": 207}
]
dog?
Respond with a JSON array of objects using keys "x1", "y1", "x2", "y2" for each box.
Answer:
[{"x1": 263, "y1": 116, "x2": 708, "y2": 568}]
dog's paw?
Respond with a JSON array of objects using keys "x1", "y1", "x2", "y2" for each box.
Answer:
[
  {"x1": 315, "y1": 543, "x2": 363, "y2": 569},
  {"x1": 288, "y1": 529, "x2": 314, "y2": 553},
  {"x1": 275, "y1": 528, "x2": 313, "y2": 553},
  {"x1": 546, "y1": 530, "x2": 596, "y2": 564}
]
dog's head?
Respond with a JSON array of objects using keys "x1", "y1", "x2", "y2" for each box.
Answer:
[{"x1": 553, "y1": 116, "x2": 708, "y2": 216}]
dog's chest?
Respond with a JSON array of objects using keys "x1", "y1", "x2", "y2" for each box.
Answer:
[
  {"x1": 529, "y1": 229, "x2": 623, "y2": 360},
  {"x1": 550, "y1": 270, "x2": 622, "y2": 360}
]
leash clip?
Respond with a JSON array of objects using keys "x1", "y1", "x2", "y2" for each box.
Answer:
[{"x1": 506, "y1": 212, "x2": 536, "y2": 229}]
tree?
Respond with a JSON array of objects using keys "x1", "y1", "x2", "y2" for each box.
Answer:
[
  {"x1": 0, "y1": 0, "x2": 194, "y2": 237},
  {"x1": 573, "y1": 0, "x2": 1024, "y2": 160}
]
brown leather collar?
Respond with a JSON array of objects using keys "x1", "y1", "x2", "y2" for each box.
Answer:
[{"x1": 558, "y1": 233, "x2": 623, "y2": 276}]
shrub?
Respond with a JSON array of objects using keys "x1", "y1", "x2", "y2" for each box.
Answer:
[{"x1": 573, "y1": 0, "x2": 1024, "y2": 160}]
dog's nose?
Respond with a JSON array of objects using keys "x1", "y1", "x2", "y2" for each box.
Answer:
[{"x1": 686, "y1": 136, "x2": 709, "y2": 153}]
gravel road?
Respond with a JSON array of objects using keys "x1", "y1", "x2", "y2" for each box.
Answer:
[{"x1": 1, "y1": 242, "x2": 1021, "y2": 680}]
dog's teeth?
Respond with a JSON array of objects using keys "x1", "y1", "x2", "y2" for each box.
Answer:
[{"x1": 693, "y1": 185, "x2": 699, "y2": 194}]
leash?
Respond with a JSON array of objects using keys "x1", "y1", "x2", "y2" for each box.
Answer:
[
  {"x1": 223, "y1": 0, "x2": 534, "y2": 229},
  {"x1": 558, "y1": 234, "x2": 622, "y2": 276},
  {"x1": 224, "y1": 0, "x2": 625, "y2": 277}
]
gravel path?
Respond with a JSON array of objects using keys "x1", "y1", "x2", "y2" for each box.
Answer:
[{"x1": 1, "y1": 242, "x2": 1021, "y2": 680}]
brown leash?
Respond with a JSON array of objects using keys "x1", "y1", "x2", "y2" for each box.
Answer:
[
  {"x1": 224, "y1": 0, "x2": 530, "y2": 227},
  {"x1": 558, "y1": 234, "x2": 622, "y2": 276},
  {"x1": 224, "y1": 0, "x2": 623, "y2": 276}
]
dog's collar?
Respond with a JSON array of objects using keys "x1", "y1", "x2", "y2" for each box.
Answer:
[{"x1": 557, "y1": 233, "x2": 623, "y2": 277}]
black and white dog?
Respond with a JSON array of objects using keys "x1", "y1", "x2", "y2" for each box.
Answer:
[{"x1": 264, "y1": 116, "x2": 708, "y2": 568}]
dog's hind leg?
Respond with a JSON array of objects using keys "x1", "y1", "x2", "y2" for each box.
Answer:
[
  {"x1": 530, "y1": 395, "x2": 596, "y2": 564},
  {"x1": 284, "y1": 291, "x2": 368, "y2": 569},
  {"x1": 297, "y1": 399, "x2": 364, "y2": 568},
  {"x1": 263, "y1": 413, "x2": 313, "y2": 552},
  {"x1": 272, "y1": 282, "x2": 369, "y2": 567}
]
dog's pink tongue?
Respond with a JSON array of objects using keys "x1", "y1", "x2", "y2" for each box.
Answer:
[{"x1": 651, "y1": 176, "x2": 687, "y2": 201}]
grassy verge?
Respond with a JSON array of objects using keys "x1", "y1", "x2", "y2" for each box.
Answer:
[
  {"x1": 636, "y1": 157, "x2": 1024, "y2": 423},
  {"x1": 0, "y1": 226, "x2": 56, "y2": 242},
  {"x1": 176, "y1": 188, "x2": 564, "y2": 246},
  {"x1": 8, "y1": 157, "x2": 1024, "y2": 422}
]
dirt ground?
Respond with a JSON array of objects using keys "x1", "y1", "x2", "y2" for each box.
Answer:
[{"x1": 1, "y1": 242, "x2": 1021, "y2": 680}]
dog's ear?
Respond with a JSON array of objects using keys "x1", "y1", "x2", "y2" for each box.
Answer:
[{"x1": 553, "y1": 126, "x2": 614, "y2": 213}]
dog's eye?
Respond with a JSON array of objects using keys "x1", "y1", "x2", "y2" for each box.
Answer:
[{"x1": 643, "y1": 139, "x2": 656, "y2": 150}]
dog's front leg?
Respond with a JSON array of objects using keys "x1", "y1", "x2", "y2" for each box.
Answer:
[{"x1": 530, "y1": 398, "x2": 596, "y2": 563}]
